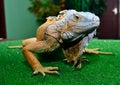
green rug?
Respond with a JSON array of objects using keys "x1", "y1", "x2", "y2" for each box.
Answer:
[{"x1": 0, "y1": 39, "x2": 120, "y2": 85}]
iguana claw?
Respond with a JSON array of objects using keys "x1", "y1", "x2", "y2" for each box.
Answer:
[{"x1": 32, "y1": 66, "x2": 59, "y2": 77}]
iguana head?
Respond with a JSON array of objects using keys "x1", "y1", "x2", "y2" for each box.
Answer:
[
  {"x1": 57, "y1": 10, "x2": 100, "y2": 31},
  {"x1": 57, "y1": 10, "x2": 100, "y2": 49},
  {"x1": 76, "y1": 12, "x2": 100, "y2": 30}
]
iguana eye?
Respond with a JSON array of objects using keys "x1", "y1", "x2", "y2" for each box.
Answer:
[
  {"x1": 75, "y1": 15, "x2": 79, "y2": 20},
  {"x1": 74, "y1": 14, "x2": 82, "y2": 20}
]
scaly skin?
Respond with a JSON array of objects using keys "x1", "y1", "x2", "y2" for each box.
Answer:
[
  {"x1": 9, "y1": 10, "x2": 112, "y2": 77},
  {"x1": 22, "y1": 10, "x2": 79, "y2": 77},
  {"x1": 22, "y1": 16, "x2": 61, "y2": 77}
]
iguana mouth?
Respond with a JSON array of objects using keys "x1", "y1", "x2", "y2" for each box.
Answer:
[
  {"x1": 75, "y1": 22, "x2": 100, "y2": 30},
  {"x1": 60, "y1": 26, "x2": 98, "y2": 49}
]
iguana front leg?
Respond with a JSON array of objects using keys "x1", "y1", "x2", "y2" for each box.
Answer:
[{"x1": 22, "y1": 38, "x2": 60, "y2": 77}]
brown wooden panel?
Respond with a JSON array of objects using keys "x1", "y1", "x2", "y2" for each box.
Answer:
[
  {"x1": 119, "y1": 0, "x2": 120, "y2": 38},
  {"x1": 0, "y1": 0, "x2": 6, "y2": 39},
  {"x1": 98, "y1": 0, "x2": 119, "y2": 39}
]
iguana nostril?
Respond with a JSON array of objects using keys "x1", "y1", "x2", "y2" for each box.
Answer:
[
  {"x1": 92, "y1": 17, "x2": 99, "y2": 22},
  {"x1": 92, "y1": 17, "x2": 95, "y2": 21}
]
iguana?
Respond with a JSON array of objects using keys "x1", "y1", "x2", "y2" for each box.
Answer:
[{"x1": 8, "y1": 10, "x2": 112, "y2": 77}]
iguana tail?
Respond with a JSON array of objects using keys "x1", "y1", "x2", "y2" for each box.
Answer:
[{"x1": 8, "y1": 46, "x2": 23, "y2": 49}]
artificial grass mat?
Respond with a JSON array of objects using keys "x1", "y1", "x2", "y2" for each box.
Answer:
[{"x1": 0, "y1": 39, "x2": 120, "y2": 85}]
